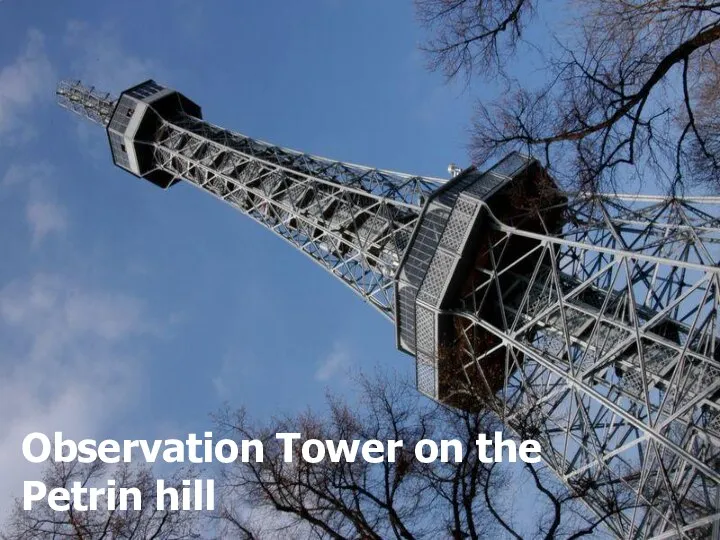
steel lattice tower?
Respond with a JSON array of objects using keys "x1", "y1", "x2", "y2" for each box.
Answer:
[{"x1": 57, "y1": 79, "x2": 720, "y2": 539}]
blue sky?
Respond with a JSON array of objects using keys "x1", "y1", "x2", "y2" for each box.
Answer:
[{"x1": 0, "y1": 0, "x2": 498, "y2": 518}]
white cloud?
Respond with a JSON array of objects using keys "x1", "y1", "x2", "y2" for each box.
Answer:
[
  {"x1": 2, "y1": 163, "x2": 69, "y2": 245},
  {"x1": 213, "y1": 353, "x2": 248, "y2": 400},
  {"x1": 26, "y1": 200, "x2": 67, "y2": 244},
  {"x1": 314, "y1": 342, "x2": 352, "y2": 382},
  {"x1": 0, "y1": 29, "x2": 54, "y2": 143},
  {"x1": 0, "y1": 274, "x2": 148, "y2": 521}
]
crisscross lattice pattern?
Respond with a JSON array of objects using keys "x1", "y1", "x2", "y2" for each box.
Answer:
[
  {"x1": 56, "y1": 77, "x2": 720, "y2": 538},
  {"x1": 150, "y1": 115, "x2": 441, "y2": 317},
  {"x1": 56, "y1": 80, "x2": 116, "y2": 126},
  {"x1": 451, "y1": 193, "x2": 720, "y2": 538}
]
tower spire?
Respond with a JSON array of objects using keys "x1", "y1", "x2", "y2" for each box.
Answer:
[
  {"x1": 56, "y1": 80, "x2": 116, "y2": 126},
  {"x1": 58, "y1": 78, "x2": 720, "y2": 538}
]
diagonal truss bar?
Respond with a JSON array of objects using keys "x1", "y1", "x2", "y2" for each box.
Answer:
[
  {"x1": 151, "y1": 115, "x2": 441, "y2": 317},
  {"x1": 451, "y1": 193, "x2": 720, "y2": 538},
  {"x1": 56, "y1": 80, "x2": 116, "y2": 126},
  {"x1": 56, "y1": 78, "x2": 719, "y2": 539}
]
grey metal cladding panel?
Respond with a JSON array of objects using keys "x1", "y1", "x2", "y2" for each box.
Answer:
[
  {"x1": 409, "y1": 224, "x2": 443, "y2": 258},
  {"x1": 397, "y1": 280, "x2": 417, "y2": 301},
  {"x1": 127, "y1": 80, "x2": 164, "y2": 100},
  {"x1": 454, "y1": 197, "x2": 477, "y2": 215},
  {"x1": 402, "y1": 208, "x2": 451, "y2": 286},
  {"x1": 396, "y1": 200, "x2": 452, "y2": 355},
  {"x1": 437, "y1": 171, "x2": 482, "y2": 206},
  {"x1": 112, "y1": 152, "x2": 130, "y2": 170},
  {"x1": 466, "y1": 172, "x2": 509, "y2": 200},
  {"x1": 440, "y1": 199, "x2": 477, "y2": 253},
  {"x1": 418, "y1": 250, "x2": 454, "y2": 305},
  {"x1": 397, "y1": 284, "x2": 417, "y2": 347},
  {"x1": 416, "y1": 354, "x2": 437, "y2": 397},
  {"x1": 107, "y1": 130, "x2": 130, "y2": 169},
  {"x1": 108, "y1": 96, "x2": 136, "y2": 134},
  {"x1": 398, "y1": 306, "x2": 416, "y2": 331},
  {"x1": 488, "y1": 152, "x2": 532, "y2": 178},
  {"x1": 110, "y1": 140, "x2": 130, "y2": 170},
  {"x1": 439, "y1": 153, "x2": 532, "y2": 206},
  {"x1": 425, "y1": 206, "x2": 451, "y2": 228},
  {"x1": 415, "y1": 305, "x2": 435, "y2": 355},
  {"x1": 405, "y1": 233, "x2": 437, "y2": 272},
  {"x1": 404, "y1": 254, "x2": 434, "y2": 286}
]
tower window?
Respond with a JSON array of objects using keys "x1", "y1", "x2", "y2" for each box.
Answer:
[
  {"x1": 120, "y1": 144, "x2": 126, "y2": 153},
  {"x1": 126, "y1": 108, "x2": 134, "y2": 117}
]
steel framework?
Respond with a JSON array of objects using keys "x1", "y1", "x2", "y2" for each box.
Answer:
[{"x1": 57, "y1": 79, "x2": 720, "y2": 539}]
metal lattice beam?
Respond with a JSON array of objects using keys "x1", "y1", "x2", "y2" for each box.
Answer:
[
  {"x1": 449, "y1": 193, "x2": 720, "y2": 538},
  {"x1": 56, "y1": 80, "x2": 116, "y2": 126},
  {"x1": 151, "y1": 115, "x2": 442, "y2": 317},
  {"x1": 57, "y1": 79, "x2": 720, "y2": 539}
]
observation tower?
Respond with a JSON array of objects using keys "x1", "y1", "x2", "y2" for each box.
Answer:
[{"x1": 57, "y1": 79, "x2": 720, "y2": 539}]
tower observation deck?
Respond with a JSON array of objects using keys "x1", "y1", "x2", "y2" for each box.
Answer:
[{"x1": 58, "y1": 79, "x2": 720, "y2": 539}]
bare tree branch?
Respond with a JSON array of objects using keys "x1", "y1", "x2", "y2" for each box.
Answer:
[
  {"x1": 419, "y1": 0, "x2": 720, "y2": 192},
  {"x1": 1, "y1": 461, "x2": 201, "y2": 540},
  {"x1": 216, "y1": 372, "x2": 617, "y2": 539}
]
